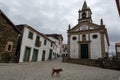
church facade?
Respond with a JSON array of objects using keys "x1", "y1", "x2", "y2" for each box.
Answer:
[{"x1": 67, "y1": 1, "x2": 110, "y2": 60}]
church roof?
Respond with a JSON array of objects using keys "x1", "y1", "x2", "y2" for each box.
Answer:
[
  {"x1": 82, "y1": 1, "x2": 88, "y2": 10},
  {"x1": 68, "y1": 21, "x2": 101, "y2": 32}
]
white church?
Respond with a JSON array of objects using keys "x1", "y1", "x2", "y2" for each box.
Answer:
[{"x1": 67, "y1": 1, "x2": 110, "y2": 60}]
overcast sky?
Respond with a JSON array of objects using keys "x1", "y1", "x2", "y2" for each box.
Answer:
[{"x1": 0, "y1": 0, "x2": 120, "y2": 53}]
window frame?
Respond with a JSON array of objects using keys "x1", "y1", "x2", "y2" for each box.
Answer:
[
  {"x1": 28, "y1": 31, "x2": 33, "y2": 39},
  {"x1": 5, "y1": 41, "x2": 13, "y2": 52},
  {"x1": 44, "y1": 39, "x2": 47, "y2": 46},
  {"x1": 35, "y1": 35, "x2": 40, "y2": 47}
]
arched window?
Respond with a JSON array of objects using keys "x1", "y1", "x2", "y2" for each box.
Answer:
[{"x1": 82, "y1": 12, "x2": 86, "y2": 19}]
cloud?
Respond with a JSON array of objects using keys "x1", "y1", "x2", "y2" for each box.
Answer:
[{"x1": 0, "y1": 0, "x2": 120, "y2": 52}]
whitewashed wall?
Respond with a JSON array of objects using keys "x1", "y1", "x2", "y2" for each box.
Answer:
[
  {"x1": 70, "y1": 32, "x2": 102, "y2": 59},
  {"x1": 70, "y1": 35, "x2": 79, "y2": 58},
  {"x1": 19, "y1": 27, "x2": 37, "y2": 62},
  {"x1": 90, "y1": 33, "x2": 102, "y2": 59},
  {"x1": 48, "y1": 37, "x2": 61, "y2": 55},
  {"x1": 19, "y1": 27, "x2": 53, "y2": 62},
  {"x1": 38, "y1": 36, "x2": 53, "y2": 61},
  {"x1": 104, "y1": 35, "x2": 109, "y2": 53}
]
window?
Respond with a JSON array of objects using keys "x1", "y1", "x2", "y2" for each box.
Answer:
[
  {"x1": 72, "y1": 37, "x2": 77, "y2": 40},
  {"x1": 8, "y1": 45, "x2": 12, "y2": 51},
  {"x1": 35, "y1": 36, "x2": 40, "y2": 47},
  {"x1": 92, "y1": 34, "x2": 98, "y2": 39},
  {"x1": 44, "y1": 39, "x2": 47, "y2": 45},
  {"x1": 28, "y1": 31, "x2": 33, "y2": 39},
  {"x1": 5, "y1": 41, "x2": 13, "y2": 52}
]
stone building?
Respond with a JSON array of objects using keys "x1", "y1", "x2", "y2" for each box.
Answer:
[
  {"x1": 0, "y1": 10, "x2": 20, "y2": 62},
  {"x1": 67, "y1": 1, "x2": 110, "y2": 60}
]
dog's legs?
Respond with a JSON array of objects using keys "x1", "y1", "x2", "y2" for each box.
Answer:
[
  {"x1": 51, "y1": 73, "x2": 53, "y2": 77},
  {"x1": 51, "y1": 72, "x2": 54, "y2": 77},
  {"x1": 58, "y1": 72, "x2": 60, "y2": 76},
  {"x1": 56, "y1": 72, "x2": 60, "y2": 77}
]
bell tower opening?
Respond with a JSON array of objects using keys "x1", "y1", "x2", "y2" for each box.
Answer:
[{"x1": 82, "y1": 12, "x2": 86, "y2": 19}]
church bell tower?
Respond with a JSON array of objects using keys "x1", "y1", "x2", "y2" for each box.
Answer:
[{"x1": 78, "y1": 1, "x2": 92, "y2": 23}]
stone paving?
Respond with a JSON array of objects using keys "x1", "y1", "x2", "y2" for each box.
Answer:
[{"x1": 0, "y1": 58, "x2": 120, "y2": 80}]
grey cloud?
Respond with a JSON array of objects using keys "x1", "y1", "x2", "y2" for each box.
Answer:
[{"x1": 0, "y1": 0, "x2": 120, "y2": 52}]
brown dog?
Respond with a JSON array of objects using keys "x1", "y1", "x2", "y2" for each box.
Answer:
[{"x1": 51, "y1": 68, "x2": 63, "y2": 77}]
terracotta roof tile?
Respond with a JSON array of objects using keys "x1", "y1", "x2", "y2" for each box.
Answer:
[{"x1": 116, "y1": 43, "x2": 120, "y2": 46}]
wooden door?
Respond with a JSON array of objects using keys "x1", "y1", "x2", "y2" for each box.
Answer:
[
  {"x1": 42, "y1": 50, "x2": 46, "y2": 61},
  {"x1": 48, "y1": 49, "x2": 53, "y2": 60},
  {"x1": 23, "y1": 47, "x2": 31, "y2": 62},
  {"x1": 81, "y1": 44, "x2": 88, "y2": 59},
  {"x1": 32, "y1": 49, "x2": 38, "y2": 62}
]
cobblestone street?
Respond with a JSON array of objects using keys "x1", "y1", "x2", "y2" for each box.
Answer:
[{"x1": 0, "y1": 58, "x2": 120, "y2": 80}]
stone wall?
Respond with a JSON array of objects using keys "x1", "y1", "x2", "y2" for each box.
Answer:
[{"x1": 0, "y1": 14, "x2": 19, "y2": 62}]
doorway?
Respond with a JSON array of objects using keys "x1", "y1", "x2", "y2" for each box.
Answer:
[
  {"x1": 48, "y1": 49, "x2": 53, "y2": 60},
  {"x1": 42, "y1": 50, "x2": 46, "y2": 61},
  {"x1": 81, "y1": 44, "x2": 88, "y2": 59},
  {"x1": 23, "y1": 47, "x2": 31, "y2": 62},
  {"x1": 32, "y1": 49, "x2": 38, "y2": 62}
]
